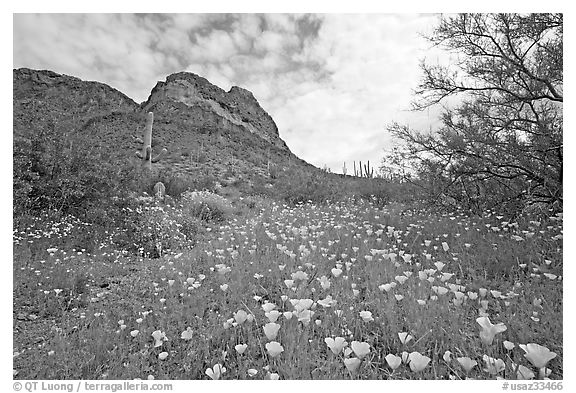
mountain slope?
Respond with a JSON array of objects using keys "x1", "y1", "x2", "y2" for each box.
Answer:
[{"x1": 13, "y1": 68, "x2": 314, "y2": 188}]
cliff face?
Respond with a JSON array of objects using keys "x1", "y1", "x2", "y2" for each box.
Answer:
[{"x1": 142, "y1": 72, "x2": 288, "y2": 150}]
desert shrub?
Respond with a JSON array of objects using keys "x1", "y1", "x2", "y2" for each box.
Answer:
[
  {"x1": 13, "y1": 125, "x2": 130, "y2": 217},
  {"x1": 351, "y1": 179, "x2": 391, "y2": 207},
  {"x1": 268, "y1": 163, "x2": 280, "y2": 179},
  {"x1": 180, "y1": 190, "x2": 233, "y2": 223},
  {"x1": 113, "y1": 195, "x2": 201, "y2": 258},
  {"x1": 146, "y1": 169, "x2": 218, "y2": 198},
  {"x1": 274, "y1": 168, "x2": 339, "y2": 205}
]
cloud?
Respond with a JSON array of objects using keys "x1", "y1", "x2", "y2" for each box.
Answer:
[
  {"x1": 193, "y1": 29, "x2": 239, "y2": 62},
  {"x1": 13, "y1": 13, "x2": 447, "y2": 172}
]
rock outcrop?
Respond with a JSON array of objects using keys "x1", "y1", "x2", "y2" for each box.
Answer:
[{"x1": 142, "y1": 72, "x2": 288, "y2": 150}]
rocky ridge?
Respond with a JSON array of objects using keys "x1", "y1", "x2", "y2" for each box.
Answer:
[{"x1": 13, "y1": 68, "x2": 310, "y2": 184}]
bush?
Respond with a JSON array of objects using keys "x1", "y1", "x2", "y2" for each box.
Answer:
[
  {"x1": 113, "y1": 195, "x2": 201, "y2": 258},
  {"x1": 147, "y1": 169, "x2": 217, "y2": 198},
  {"x1": 180, "y1": 190, "x2": 233, "y2": 223},
  {"x1": 274, "y1": 168, "x2": 339, "y2": 205}
]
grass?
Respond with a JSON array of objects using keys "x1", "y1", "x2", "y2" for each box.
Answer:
[{"x1": 12, "y1": 198, "x2": 563, "y2": 380}]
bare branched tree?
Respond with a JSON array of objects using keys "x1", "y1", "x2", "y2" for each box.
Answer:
[{"x1": 387, "y1": 13, "x2": 562, "y2": 213}]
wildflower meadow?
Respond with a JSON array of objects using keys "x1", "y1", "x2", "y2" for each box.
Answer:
[{"x1": 13, "y1": 198, "x2": 563, "y2": 380}]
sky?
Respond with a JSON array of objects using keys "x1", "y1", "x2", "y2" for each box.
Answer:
[{"x1": 14, "y1": 13, "x2": 450, "y2": 173}]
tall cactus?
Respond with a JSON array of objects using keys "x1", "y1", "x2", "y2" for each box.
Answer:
[
  {"x1": 135, "y1": 112, "x2": 167, "y2": 170},
  {"x1": 363, "y1": 160, "x2": 374, "y2": 178},
  {"x1": 342, "y1": 161, "x2": 347, "y2": 176}
]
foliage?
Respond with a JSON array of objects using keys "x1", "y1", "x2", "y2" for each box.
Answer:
[
  {"x1": 272, "y1": 167, "x2": 340, "y2": 205},
  {"x1": 387, "y1": 13, "x2": 563, "y2": 215},
  {"x1": 180, "y1": 190, "x2": 234, "y2": 223},
  {"x1": 110, "y1": 195, "x2": 201, "y2": 258},
  {"x1": 148, "y1": 169, "x2": 217, "y2": 199},
  {"x1": 13, "y1": 123, "x2": 125, "y2": 217}
]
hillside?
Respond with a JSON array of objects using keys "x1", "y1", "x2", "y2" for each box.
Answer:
[{"x1": 13, "y1": 68, "x2": 316, "y2": 189}]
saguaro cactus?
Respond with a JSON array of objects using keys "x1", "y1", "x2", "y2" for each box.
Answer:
[
  {"x1": 135, "y1": 112, "x2": 167, "y2": 170},
  {"x1": 363, "y1": 160, "x2": 374, "y2": 178},
  {"x1": 342, "y1": 161, "x2": 347, "y2": 176}
]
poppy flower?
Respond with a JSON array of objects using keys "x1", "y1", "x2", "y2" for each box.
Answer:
[
  {"x1": 181, "y1": 327, "x2": 193, "y2": 340},
  {"x1": 468, "y1": 291, "x2": 478, "y2": 300},
  {"x1": 265, "y1": 341, "x2": 284, "y2": 357},
  {"x1": 318, "y1": 275, "x2": 331, "y2": 290},
  {"x1": 408, "y1": 351, "x2": 431, "y2": 372},
  {"x1": 440, "y1": 273, "x2": 454, "y2": 282},
  {"x1": 291, "y1": 271, "x2": 308, "y2": 281},
  {"x1": 265, "y1": 310, "x2": 281, "y2": 323},
  {"x1": 158, "y1": 352, "x2": 168, "y2": 360},
  {"x1": 325, "y1": 337, "x2": 348, "y2": 355},
  {"x1": 432, "y1": 286, "x2": 449, "y2": 295},
  {"x1": 344, "y1": 357, "x2": 361, "y2": 372},
  {"x1": 490, "y1": 290, "x2": 502, "y2": 298},
  {"x1": 359, "y1": 311, "x2": 374, "y2": 322},
  {"x1": 443, "y1": 351, "x2": 452, "y2": 362},
  {"x1": 247, "y1": 369, "x2": 258, "y2": 377},
  {"x1": 151, "y1": 330, "x2": 167, "y2": 348},
  {"x1": 519, "y1": 343, "x2": 557, "y2": 369},
  {"x1": 263, "y1": 323, "x2": 281, "y2": 340},
  {"x1": 205, "y1": 364, "x2": 226, "y2": 380},
  {"x1": 234, "y1": 309, "x2": 248, "y2": 324},
  {"x1": 265, "y1": 372, "x2": 280, "y2": 380},
  {"x1": 317, "y1": 295, "x2": 336, "y2": 308},
  {"x1": 401, "y1": 351, "x2": 410, "y2": 363},
  {"x1": 395, "y1": 275, "x2": 409, "y2": 285},
  {"x1": 351, "y1": 341, "x2": 370, "y2": 359},
  {"x1": 130, "y1": 330, "x2": 139, "y2": 338},
  {"x1": 457, "y1": 357, "x2": 477, "y2": 373},
  {"x1": 331, "y1": 268, "x2": 343, "y2": 278},
  {"x1": 503, "y1": 341, "x2": 515, "y2": 350},
  {"x1": 476, "y1": 316, "x2": 507, "y2": 345},
  {"x1": 262, "y1": 302, "x2": 277, "y2": 312},
  {"x1": 398, "y1": 332, "x2": 414, "y2": 345},
  {"x1": 434, "y1": 262, "x2": 446, "y2": 271},
  {"x1": 385, "y1": 354, "x2": 402, "y2": 370},
  {"x1": 297, "y1": 309, "x2": 314, "y2": 325},
  {"x1": 291, "y1": 298, "x2": 313, "y2": 312},
  {"x1": 482, "y1": 354, "x2": 505, "y2": 375},
  {"x1": 235, "y1": 344, "x2": 248, "y2": 354}
]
